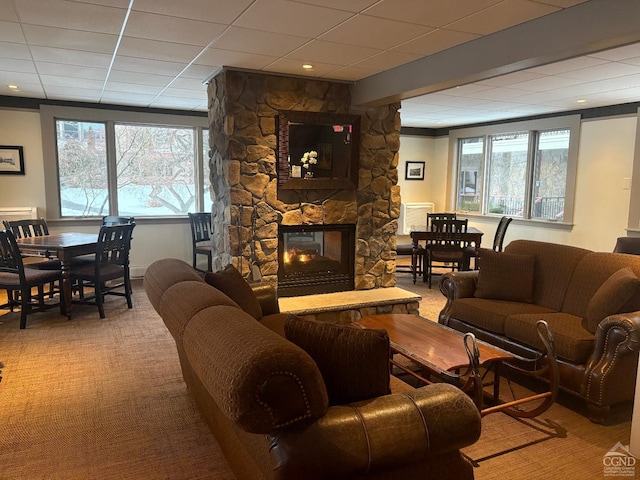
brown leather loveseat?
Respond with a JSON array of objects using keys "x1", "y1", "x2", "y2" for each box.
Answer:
[
  {"x1": 439, "y1": 240, "x2": 640, "y2": 423},
  {"x1": 145, "y1": 258, "x2": 481, "y2": 480}
]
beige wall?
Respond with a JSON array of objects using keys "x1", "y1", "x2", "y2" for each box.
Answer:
[
  {"x1": 0, "y1": 108, "x2": 46, "y2": 212},
  {"x1": 396, "y1": 135, "x2": 436, "y2": 207},
  {"x1": 397, "y1": 115, "x2": 638, "y2": 253}
]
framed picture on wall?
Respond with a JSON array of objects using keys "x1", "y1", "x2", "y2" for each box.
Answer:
[
  {"x1": 405, "y1": 161, "x2": 425, "y2": 181},
  {"x1": 0, "y1": 146, "x2": 25, "y2": 175}
]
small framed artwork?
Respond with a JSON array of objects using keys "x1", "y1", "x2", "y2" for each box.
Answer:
[
  {"x1": 405, "y1": 161, "x2": 425, "y2": 181},
  {"x1": 316, "y1": 143, "x2": 333, "y2": 170},
  {"x1": 0, "y1": 146, "x2": 25, "y2": 175}
]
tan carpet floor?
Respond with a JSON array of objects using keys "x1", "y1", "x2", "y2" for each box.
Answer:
[{"x1": 0, "y1": 275, "x2": 634, "y2": 480}]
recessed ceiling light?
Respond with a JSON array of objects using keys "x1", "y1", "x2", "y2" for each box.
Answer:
[
  {"x1": 576, "y1": 99, "x2": 587, "y2": 104},
  {"x1": 8, "y1": 84, "x2": 18, "y2": 89},
  {"x1": 302, "y1": 64, "x2": 314, "y2": 70}
]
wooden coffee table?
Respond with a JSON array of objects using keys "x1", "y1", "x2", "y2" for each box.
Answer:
[{"x1": 355, "y1": 314, "x2": 558, "y2": 418}]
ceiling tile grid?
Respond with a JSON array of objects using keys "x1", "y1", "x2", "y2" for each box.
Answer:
[{"x1": 0, "y1": 0, "x2": 636, "y2": 126}]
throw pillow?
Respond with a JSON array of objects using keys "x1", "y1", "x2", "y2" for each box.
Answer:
[
  {"x1": 204, "y1": 264, "x2": 263, "y2": 320},
  {"x1": 284, "y1": 315, "x2": 391, "y2": 405},
  {"x1": 584, "y1": 267, "x2": 640, "y2": 333},
  {"x1": 475, "y1": 248, "x2": 536, "y2": 303}
]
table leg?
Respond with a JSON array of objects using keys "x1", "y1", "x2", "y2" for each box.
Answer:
[
  {"x1": 59, "y1": 251, "x2": 73, "y2": 318},
  {"x1": 493, "y1": 362, "x2": 501, "y2": 404},
  {"x1": 411, "y1": 245, "x2": 418, "y2": 284}
]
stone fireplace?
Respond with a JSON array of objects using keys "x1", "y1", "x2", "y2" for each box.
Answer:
[
  {"x1": 278, "y1": 223, "x2": 355, "y2": 297},
  {"x1": 207, "y1": 68, "x2": 401, "y2": 293}
]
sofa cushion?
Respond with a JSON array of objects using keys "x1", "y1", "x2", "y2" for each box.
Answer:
[
  {"x1": 474, "y1": 249, "x2": 535, "y2": 303},
  {"x1": 284, "y1": 316, "x2": 391, "y2": 405},
  {"x1": 505, "y1": 240, "x2": 591, "y2": 311},
  {"x1": 504, "y1": 312, "x2": 595, "y2": 364},
  {"x1": 205, "y1": 264, "x2": 263, "y2": 320},
  {"x1": 562, "y1": 252, "x2": 640, "y2": 319},
  {"x1": 450, "y1": 298, "x2": 556, "y2": 334},
  {"x1": 584, "y1": 267, "x2": 640, "y2": 333}
]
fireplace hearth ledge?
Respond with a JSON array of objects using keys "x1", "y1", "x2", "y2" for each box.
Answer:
[{"x1": 278, "y1": 287, "x2": 421, "y2": 319}]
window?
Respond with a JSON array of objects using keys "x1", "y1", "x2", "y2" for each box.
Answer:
[
  {"x1": 42, "y1": 106, "x2": 208, "y2": 219},
  {"x1": 457, "y1": 138, "x2": 483, "y2": 213},
  {"x1": 114, "y1": 124, "x2": 195, "y2": 216},
  {"x1": 57, "y1": 121, "x2": 108, "y2": 217},
  {"x1": 202, "y1": 128, "x2": 211, "y2": 204},
  {"x1": 532, "y1": 130, "x2": 570, "y2": 221},
  {"x1": 486, "y1": 132, "x2": 528, "y2": 217},
  {"x1": 450, "y1": 116, "x2": 579, "y2": 223}
]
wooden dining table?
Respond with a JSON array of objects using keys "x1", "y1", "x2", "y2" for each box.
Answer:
[
  {"x1": 409, "y1": 227, "x2": 484, "y2": 283},
  {"x1": 16, "y1": 232, "x2": 98, "y2": 318}
]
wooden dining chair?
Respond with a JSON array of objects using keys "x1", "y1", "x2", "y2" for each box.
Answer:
[
  {"x1": 71, "y1": 216, "x2": 136, "y2": 268},
  {"x1": 468, "y1": 216, "x2": 512, "y2": 270},
  {"x1": 70, "y1": 223, "x2": 136, "y2": 318},
  {"x1": 3, "y1": 217, "x2": 51, "y2": 237},
  {"x1": 3, "y1": 218, "x2": 58, "y2": 263},
  {"x1": 425, "y1": 219, "x2": 470, "y2": 288},
  {"x1": 3, "y1": 217, "x2": 60, "y2": 298},
  {"x1": 401, "y1": 213, "x2": 458, "y2": 278},
  {"x1": 427, "y1": 212, "x2": 457, "y2": 230},
  {"x1": 613, "y1": 236, "x2": 640, "y2": 255},
  {"x1": 0, "y1": 230, "x2": 63, "y2": 329},
  {"x1": 493, "y1": 216, "x2": 513, "y2": 252},
  {"x1": 188, "y1": 212, "x2": 213, "y2": 272},
  {"x1": 102, "y1": 216, "x2": 135, "y2": 227}
]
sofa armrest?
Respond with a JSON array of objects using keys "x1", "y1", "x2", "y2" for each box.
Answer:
[
  {"x1": 438, "y1": 271, "x2": 478, "y2": 325},
  {"x1": 268, "y1": 383, "x2": 481, "y2": 480},
  {"x1": 251, "y1": 283, "x2": 280, "y2": 316},
  {"x1": 582, "y1": 311, "x2": 640, "y2": 409}
]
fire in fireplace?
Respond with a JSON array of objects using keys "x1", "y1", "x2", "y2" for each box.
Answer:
[{"x1": 278, "y1": 224, "x2": 355, "y2": 297}]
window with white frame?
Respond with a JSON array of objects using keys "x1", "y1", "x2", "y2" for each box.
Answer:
[
  {"x1": 43, "y1": 106, "x2": 209, "y2": 219},
  {"x1": 450, "y1": 115, "x2": 579, "y2": 223}
]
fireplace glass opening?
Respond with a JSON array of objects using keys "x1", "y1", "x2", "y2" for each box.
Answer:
[{"x1": 278, "y1": 224, "x2": 355, "y2": 297}]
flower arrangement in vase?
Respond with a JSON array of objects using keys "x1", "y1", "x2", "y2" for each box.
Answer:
[{"x1": 300, "y1": 150, "x2": 318, "y2": 178}]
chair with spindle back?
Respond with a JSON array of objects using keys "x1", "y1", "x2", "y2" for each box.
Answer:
[
  {"x1": 71, "y1": 223, "x2": 136, "y2": 318},
  {"x1": 493, "y1": 216, "x2": 513, "y2": 252},
  {"x1": 426, "y1": 212, "x2": 457, "y2": 230},
  {"x1": 102, "y1": 216, "x2": 135, "y2": 227},
  {"x1": 3, "y1": 217, "x2": 60, "y2": 298},
  {"x1": 3, "y1": 217, "x2": 50, "y2": 238},
  {"x1": 425, "y1": 219, "x2": 470, "y2": 288},
  {"x1": 188, "y1": 212, "x2": 213, "y2": 273},
  {"x1": 0, "y1": 230, "x2": 63, "y2": 328}
]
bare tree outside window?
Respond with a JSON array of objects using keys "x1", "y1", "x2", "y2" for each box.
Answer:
[
  {"x1": 56, "y1": 121, "x2": 199, "y2": 217},
  {"x1": 114, "y1": 124, "x2": 196, "y2": 215},
  {"x1": 57, "y1": 121, "x2": 109, "y2": 217}
]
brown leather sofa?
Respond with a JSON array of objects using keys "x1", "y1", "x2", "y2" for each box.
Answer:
[
  {"x1": 439, "y1": 240, "x2": 640, "y2": 423},
  {"x1": 144, "y1": 258, "x2": 481, "y2": 480}
]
